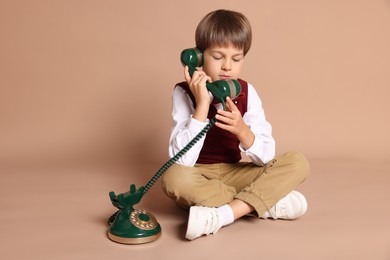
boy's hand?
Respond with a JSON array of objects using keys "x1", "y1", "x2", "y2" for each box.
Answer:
[
  {"x1": 184, "y1": 66, "x2": 212, "y2": 106},
  {"x1": 215, "y1": 97, "x2": 245, "y2": 135},
  {"x1": 184, "y1": 66, "x2": 212, "y2": 122},
  {"x1": 215, "y1": 97, "x2": 255, "y2": 149}
]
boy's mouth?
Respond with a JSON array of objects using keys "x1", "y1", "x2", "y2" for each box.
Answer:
[{"x1": 219, "y1": 75, "x2": 231, "y2": 79}]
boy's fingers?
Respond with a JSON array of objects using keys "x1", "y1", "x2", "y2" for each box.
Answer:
[
  {"x1": 225, "y1": 97, "x2": 239, "y2": 112},
  {"x1": 184, "y1": 66, "x2": 191, "y2": 82}
]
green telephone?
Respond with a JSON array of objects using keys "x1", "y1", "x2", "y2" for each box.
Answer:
[{"x1": 107, "y1": 48, "x2": 242, "y2": 244}]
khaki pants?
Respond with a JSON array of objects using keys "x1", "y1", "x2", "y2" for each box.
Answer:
[{"x1": 161, "y1": 152, "x2": 310, "y2": 217}]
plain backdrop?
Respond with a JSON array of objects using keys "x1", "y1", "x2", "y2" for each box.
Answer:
[
  {"x1": 1, "y1": 0, "x2": 389, "y2": 168},
  {"x1": 1, "y1": 1, "x2": 390, "y2": 259}
]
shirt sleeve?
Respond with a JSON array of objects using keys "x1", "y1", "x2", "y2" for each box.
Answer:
[
  {"x1": 239, "y1": 83, "x2": 275, "y2": 166},
  {"x1": 168, "y1": 86, "x2": 208, "y2": 166}
]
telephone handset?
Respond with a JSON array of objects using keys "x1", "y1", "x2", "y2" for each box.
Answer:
[
  {"x1": 180, "y1": 48, "x2": 242, "y2": 109},
  {"x1": 107, "y1": 48, "x2": 241, "y2": 245}
]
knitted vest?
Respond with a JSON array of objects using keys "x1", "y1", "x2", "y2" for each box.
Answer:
[{"x1": 176, "y1": 79, "x2": 248, "y2": 164}]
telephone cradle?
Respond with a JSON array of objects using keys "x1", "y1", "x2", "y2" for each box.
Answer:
[{"x1": 107, "y1": 48, "x2": 242, "y2": 244}]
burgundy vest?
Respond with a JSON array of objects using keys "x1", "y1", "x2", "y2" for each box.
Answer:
[{"x1": 176, "y1": 79, "x2": 248, "y2": 164}]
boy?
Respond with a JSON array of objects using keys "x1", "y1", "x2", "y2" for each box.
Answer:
[{"x1": 162, "y1": 9, "x2": 310, "y2": 240}]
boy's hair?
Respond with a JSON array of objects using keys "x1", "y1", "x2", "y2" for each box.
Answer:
[{"x1": 195, "y1": 9, "x2": 252, "y2": 56}]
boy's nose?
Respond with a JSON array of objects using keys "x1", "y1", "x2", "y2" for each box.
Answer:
[{"x1": 222, "y1": 61, "x2": 231, "y2": 71}]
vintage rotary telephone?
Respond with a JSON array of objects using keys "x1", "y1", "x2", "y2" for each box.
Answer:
[{"x1": 107, "y1": 47, "x2": 242, "y2": 244}]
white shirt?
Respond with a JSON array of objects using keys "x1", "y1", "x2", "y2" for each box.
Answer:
[{"x1": 168, "y1": 82, "x2": 275, "y2": 167}]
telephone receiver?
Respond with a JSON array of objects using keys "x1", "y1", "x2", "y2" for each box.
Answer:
[{"x1": 180, "y1": 48, "x2": 242, "y2": 109}]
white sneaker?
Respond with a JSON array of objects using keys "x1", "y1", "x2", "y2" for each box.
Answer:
[
  {"x1": 185, "y1": 206, "x2": 223, "y2": 240},
  {"x1": 262, "y1": 191, "x2": 308, "y2": 220}
]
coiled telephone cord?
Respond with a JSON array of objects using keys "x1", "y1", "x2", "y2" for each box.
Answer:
[
  {"x1": 142, "y1": 117, "x2": 216, "y2": 197},
  {"x1": 108, "y1": 117, "x2": 216, "y2": 225}
]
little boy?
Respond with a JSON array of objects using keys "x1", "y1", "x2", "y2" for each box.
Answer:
[{"x1": 162, "y1": 9, "x2": 310, "y2": 240}]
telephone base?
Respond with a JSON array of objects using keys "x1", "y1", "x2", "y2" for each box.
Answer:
[
  {"x1": 107, "y1": 230, "x2": 161, "y2": 244},
  {"x1": 107, "y1": 208, "x2": 162, "y2": 245}
]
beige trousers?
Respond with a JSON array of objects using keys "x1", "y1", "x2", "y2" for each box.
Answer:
[{"x1": 161, "y1": 152, "x2": 310, "y2": 217}]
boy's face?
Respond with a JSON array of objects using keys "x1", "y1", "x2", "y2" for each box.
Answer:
[{"x1": 202, "y1": 44, "x2": 244, "y2": 82}]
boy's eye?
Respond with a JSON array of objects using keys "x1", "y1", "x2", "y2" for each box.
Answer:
[
  {"x1": 232, "y1": 56, "x2": 243, "y2": 62},
  {"x1": 213, "y1": 56, "x2": 222, "y2": 60}
]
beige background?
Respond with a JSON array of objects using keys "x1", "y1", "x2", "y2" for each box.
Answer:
[{"x1": 1, "y1": 0, "x2": 390, "y2": 259}]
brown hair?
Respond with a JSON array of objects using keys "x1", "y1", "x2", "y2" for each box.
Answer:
[{"x1": 195, "y1": 9, "x2": 252, "y2": 55}]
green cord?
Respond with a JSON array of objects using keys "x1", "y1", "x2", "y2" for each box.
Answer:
[{"x1": 142, "y1": 117, "x2": 216, "y2": 197}]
